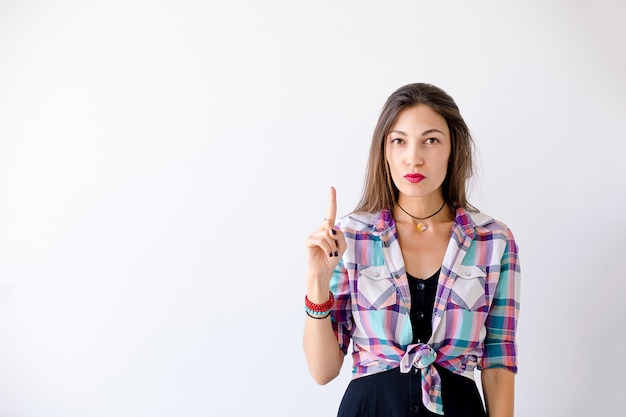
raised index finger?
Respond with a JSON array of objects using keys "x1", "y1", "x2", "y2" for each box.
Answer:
[{"x1": 326, "y1": 186, "x2": 337, "y2": 226}]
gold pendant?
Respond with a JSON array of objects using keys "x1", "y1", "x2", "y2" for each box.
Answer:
[{"x1": 416, "y1": 222, "x2": 427, "y2": 232}]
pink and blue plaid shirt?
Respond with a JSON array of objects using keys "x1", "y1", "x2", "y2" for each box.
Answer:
[{"x1": 329, "y1": 204, "x2": 521, "y2": 415}]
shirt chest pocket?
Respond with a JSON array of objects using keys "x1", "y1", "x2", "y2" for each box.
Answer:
[
  {"x1": 356, "y1": 265, "x2": 398, "y2": 310},
  {"x1": 450, "y1": 265, "x2": 487, "y2": 311}
]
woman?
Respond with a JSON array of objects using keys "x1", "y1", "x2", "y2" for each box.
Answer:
[{"x1": 303, "y1": 83, "x2": 520, "y2": 417}]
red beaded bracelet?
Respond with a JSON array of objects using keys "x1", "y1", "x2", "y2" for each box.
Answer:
[{"x1": 304, "y1": 291, "x2": 335, "y2": 313}]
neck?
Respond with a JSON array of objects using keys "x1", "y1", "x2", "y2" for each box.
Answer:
[
  {"x1": 394, "y1": 195, "x2": 453, "y2": 232},
  {"x1": 396, "y1": 195, "x2": 447, "y2": 219}
]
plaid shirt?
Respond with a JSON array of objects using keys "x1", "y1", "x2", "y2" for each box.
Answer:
[{"x1": 329, "y1": 204, "x2": 521, "y2": 415}]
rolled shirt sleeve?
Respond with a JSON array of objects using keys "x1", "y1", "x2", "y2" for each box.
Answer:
[
  {"x1": 479, "y1": 229, "x2": 521, "y2": 372},
  {"x1": 329, "y1": 259, "x2": 353, "y2": 355}
]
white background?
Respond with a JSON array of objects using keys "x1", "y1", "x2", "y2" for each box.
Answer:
[{"x1": 1, "y1": 1, "x2": 625, "y2": 416}]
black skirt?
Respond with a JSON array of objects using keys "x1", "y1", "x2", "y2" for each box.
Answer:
[{"x1": 337, "y1": 364, "x2": 486, "y2": 417}]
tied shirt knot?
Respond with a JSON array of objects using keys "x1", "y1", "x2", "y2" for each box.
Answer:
[{"x1": 400, "y1": 343, "x2": 443, "y2": 415}]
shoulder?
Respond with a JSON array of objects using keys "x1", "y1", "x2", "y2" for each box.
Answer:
[
  {"x1": 456, "y1": 205, "x2": 516, "y2": 242},
  {"x1": 473, "y1": 212, "x2": 512, "y2": 234},
  {"x1": 465, "y1": 208, "x2": 515, "y2": 245}
]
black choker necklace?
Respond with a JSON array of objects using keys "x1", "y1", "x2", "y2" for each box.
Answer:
[{"x1": 396, "y1": 201, "x2": 447, "y2": 232}]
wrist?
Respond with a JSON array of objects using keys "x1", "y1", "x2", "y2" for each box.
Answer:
[
  {"x1": 305, "y1": 280, "x2": 331, "y2": 304},
  {"x1": 304, "y1": 291, "x2": 334, "y2": 319}
]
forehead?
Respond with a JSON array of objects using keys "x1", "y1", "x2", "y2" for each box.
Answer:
[{"x1": 390, "y1": 105, "x2": 449, "y2": 135}]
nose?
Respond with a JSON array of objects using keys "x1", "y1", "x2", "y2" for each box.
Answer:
[{"x1": 405, "y1": 143, "x2": 424, "y2": 167}]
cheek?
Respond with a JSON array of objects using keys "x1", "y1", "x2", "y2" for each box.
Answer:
[
  {"x1": 387, "y1": 156, "x2": 404, "y2": 179},
  {"x1": 441, "y1": 149, "x2": 452, "y2": 171},
  {"x1": 386, "y1": 146, "x2": 405, "y2": 167},
  {"x1": 385, "y1": 157, "x2": 402, "y2": 185},
  {"x1": 436, "y1": 156, "x2": 451, "y2": 179}
]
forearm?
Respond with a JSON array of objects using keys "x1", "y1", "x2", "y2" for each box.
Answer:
[
  {"x1": 303, "y1": 314, "x2": 344, "y2": 384},
  {"x1": 303, "y1": 275, "x2": 344, "y2": 384},
  {"x1": 481, "y1": 368, "x2": 515, "y2": 417}
]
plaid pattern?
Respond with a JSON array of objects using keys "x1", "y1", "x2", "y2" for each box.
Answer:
[{"x1": 329, "y1": 204, "x2": 520, "y2": 415}]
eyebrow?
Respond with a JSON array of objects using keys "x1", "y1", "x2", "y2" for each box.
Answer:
[{"x1": 389, "y1": 129, "x2": 445, "y2": 136}]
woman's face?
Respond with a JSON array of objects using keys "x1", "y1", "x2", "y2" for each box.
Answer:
[{"x1": 385, "y1": 105, "x2": 451, "y2": 200}]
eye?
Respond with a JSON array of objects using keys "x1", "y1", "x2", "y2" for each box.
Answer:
[
  {"x1": 425, "y1": 137, "x2": 439, "y2": 144},
  {"x1": 390, "y1": 137, "x2": 405, "y2": 145}
]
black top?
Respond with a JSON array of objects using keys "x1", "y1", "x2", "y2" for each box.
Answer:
[{"x1": 407, "y1": 269, "x2": 439, "y2": 344}]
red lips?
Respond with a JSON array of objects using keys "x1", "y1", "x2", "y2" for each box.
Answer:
[{"x1": 404, "y1": 173, "x2": 425, "y2": 183}]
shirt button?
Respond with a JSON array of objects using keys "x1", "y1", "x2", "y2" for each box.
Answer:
[
  {"x1": 412, "y1": 367, "x2": 419, "y2": 375},
  {"x1": 410, "y1": 404, "x2": 419, "y2": 413},
  {"x1": 394, "y1": 274, "x2": 400, "y2": 280},
  {"x1": 417, "y1": 282, "x2": 425, "y2": 290},
  {"x1": 464, "y1": 271, "x2": 471, "y2": 276},
  {"x1": 373, "y1": 272, "x2": 380, "y2": 277},
  {"x1": 415, "y1": 311, "x2": 424, "y2": 319}
]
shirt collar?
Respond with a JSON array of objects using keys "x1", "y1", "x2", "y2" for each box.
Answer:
[{"x1": 353, "y1": 203, "x2": 495, "y2": 239}]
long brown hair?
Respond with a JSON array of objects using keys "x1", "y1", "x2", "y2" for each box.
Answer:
[{"x1": 354, "y1": 83, "x2": 476, "y2": 213}]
